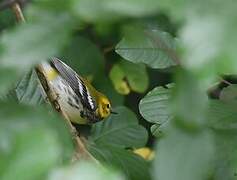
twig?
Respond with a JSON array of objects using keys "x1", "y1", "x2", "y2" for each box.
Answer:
[
  {"x1": 35, "y1": 66, "x2": 98, "y2": 162},
  {"x1": 219, "y1": 77, "x2": 232, "y2": 86},
  {"x1": 103, "y1": 45, "x2": 115, "y2": 54},
  {"x1": 207, "y1": 76, "x2": 233, "y2": 97},
  {"x1": 11, "y1": 2, "x2": 25, "y2": 22},
  {"x1": 10, "y1": 2, "x2": 98, "y2": 162}
]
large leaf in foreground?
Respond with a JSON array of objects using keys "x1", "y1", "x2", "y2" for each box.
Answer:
[
  {"x1": 0, "y1": 102, "x2": 73, "y2": 180},
  {"x1": 0, "y1": 12, "x2": 73, "y2": 71},
  {"x1": 213, "y1": 132, "x2": 237, "y2": 180},
  {"x1": 172, "y1": 69, "x2": 208, "y2": 129},
  {"x1": 72, "y1": 0, "x2": 160, "y2": 22},
  {"x1": 162, "y1": 1, "x2": 237, "y2": 82},
  {"x1": 116, "y1": 28, "x2": 178, "y2": 69},
  {"x1": 154, "y1": 127, "x2": 214, "y2": 180},
  {"x1": 49, "y1": 161, "x2": 124, "y2": 180},
  {"x1": 0, "y1": 11, "x2": 74, "y2": 94}
]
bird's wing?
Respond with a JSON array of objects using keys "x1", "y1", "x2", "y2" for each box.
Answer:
[{"x1": 50, "y1": 57, "x2": 97, "y2": 111}]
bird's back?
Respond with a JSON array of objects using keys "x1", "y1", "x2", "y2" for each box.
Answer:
[{"x1": 39, "y1": 60, "x2": 89, "y2": 124}]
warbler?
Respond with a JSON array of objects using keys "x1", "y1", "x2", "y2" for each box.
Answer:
[{"x1": 38, "y1": 57, "x2": 116, "y2": 124}]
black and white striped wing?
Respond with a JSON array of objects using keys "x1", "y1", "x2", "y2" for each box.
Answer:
[{"x1": 50, "y1": 57, "x2": 97, "y2": 111}]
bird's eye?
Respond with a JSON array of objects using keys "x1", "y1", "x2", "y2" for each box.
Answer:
[{"x1": 106, "y1": 104, "x2": 110, "y2": 108}]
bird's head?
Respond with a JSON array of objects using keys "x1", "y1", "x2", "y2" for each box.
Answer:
[{"x1": 96, "y1": 93, "x2": 116, "y2": 119}]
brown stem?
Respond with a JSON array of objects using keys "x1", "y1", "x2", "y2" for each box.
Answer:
[
  {"x1": 35, "y1": 66, "x2": 98, "y2": 162},
  {"x1": 10, "y1": 1, "x2": 97, "y2": 162},
  {"x1": 11, "y1": 2, "x2": 25, "y2": 23},
  {"x1": 103, "y1": 45, "x2": 115, "y2": 54},
  {"x1": 219, "y1": 77, "x2": 232, "y2": 86},
  {"x1": 207, "y1": 76, "x2": 233, "y2": 97}
]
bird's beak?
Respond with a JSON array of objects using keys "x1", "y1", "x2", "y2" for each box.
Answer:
[{"x1": 111, "y1": 109, "x2": 118, "y2": 114}]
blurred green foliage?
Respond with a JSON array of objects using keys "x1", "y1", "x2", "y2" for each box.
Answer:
[
  {"x1": 1, "y1": 0, "x2": 237, "y2": 180},
  {"x1": 0, "y1": 102, "x2": 73, "y2": 180},
  {"x1": 49, "y1": 161, "x2": 124, "y2": 180}
]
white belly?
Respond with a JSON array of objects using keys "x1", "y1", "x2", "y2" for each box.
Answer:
[{"x1": 41, "y1": 62, "x2": 87, "y2": 124}]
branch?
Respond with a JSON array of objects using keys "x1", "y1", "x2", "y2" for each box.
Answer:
[
  {"x1": 10, "y1": 2, "x2": 98, "y2": 163},
  {"x1": 11, "y1": 2, "x2": 25, "y2": 22},
  {"x1": 219, "y1": 77, "x2": 232, "y2": 86},
  {"x1": 35, "y1": 66, "x2": 98, "y2": 162},
  {"x1": 207, "y1": 76, "x2": 233, "y2": 98},
  {"x1": 103, "y1": 45, "x2": 115, "y2": 54}
]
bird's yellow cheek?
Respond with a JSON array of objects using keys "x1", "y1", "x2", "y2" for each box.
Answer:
[
  {"x1": 96, "y1": 106, "x2": 110, "y2": 119},
  {"x1": 104, "y1": 110, "x2": 110, "y2": 118},
  {"x1": 96, "y1": 107, "x2": 104, "y2": 119}
]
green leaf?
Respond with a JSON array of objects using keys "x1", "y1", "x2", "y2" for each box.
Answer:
[
  {"x1": 28, "y1": 0, "x2": 73, "y2": 12},
  {"x1": 7, "y1": 70, "x2": 45, "y2": 105},
  {"x1": 150, "y1": 124, "x2": 161, "y2": 137},
  {"x1": 151, "y1": 122, "x2": 170, "y2": 138},
  {"x1": 213, "y1": 132, "x2": 237, "y2": 180},
  {"x1": 109, "y1": 64, "x2": 130, "y2": 95},
  {"x1": 154, "y1": 127, "x2": 214, "y2": 180},
  {"x1": 88, "y1": 106, "x2": 149, "y2": 180},
  {"x1": 0, "y1": 12, "x2": 73, "y2": 71},
  {"x1": 139, "y1": 84, "x2": 174, "y2": 137},
  {"x1": 153, "y1": 1, "x2": 237, "y2": 85},
  {"x1": 49, "y1": 161, "x2": 124, "y2": 180},
  {"x1": 0, "y1": 101, "x2": 73, "y2": 180},
  {"x1": 203, "y1": 99, "x2": 237, "y2": 178},
  {"x1": 161, "y1": 1, "x2": 237, "y2": 83},
  {"x1": 120, "y1": 61, "x2": 148, "y2": 93},
  {"x1": 179, "y1": 15, "x2": 237, "y2": 83},
  {"x1": 88, "y1": 143, "x2": 151, "y2": 180},
  {"x1": 0, "y1": 9, "x2": 15, "y2": 32},
  {"x1": 90, "y1": 106, "x2": 148, "y2": 148},
  {"x1": 110, "y1": 60, "x2": 149, "y2": 94},
  {"x1": 61, "y1": 36, "x2": 105, "y2": 77},
  {"x1": 116, "y1": 27, "x2": 178, "y2": 69},
  {"x1": 207, "y1": 100, "x2": 237, "y2": 131},
  {"x1": 139, "y1": 84, "x2": 173, "y2": 124},
  {"x1": 72, "y1": 0, "x2": 160, "y2": 22}
]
